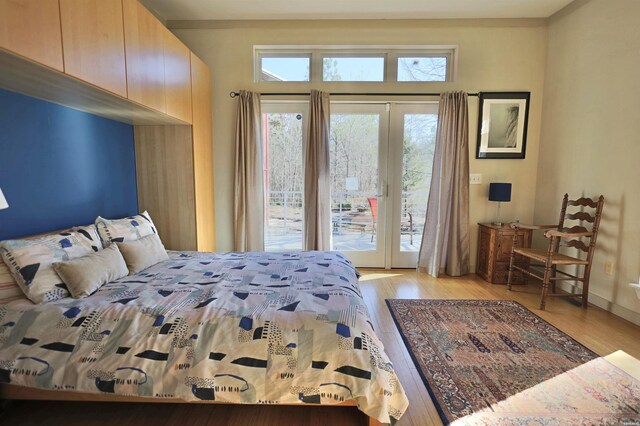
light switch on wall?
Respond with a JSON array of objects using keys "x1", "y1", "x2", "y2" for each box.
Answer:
[
  {"x1": 470, "y1": 174, "x2": 482, "y2": 185},
  {"x1": 605, "y1": 260, "x2": 614, "y2": 276}
]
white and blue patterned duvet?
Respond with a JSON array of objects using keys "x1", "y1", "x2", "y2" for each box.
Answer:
[{"x1": 0, "y1": 251, "x2": 408, "y2": 423}]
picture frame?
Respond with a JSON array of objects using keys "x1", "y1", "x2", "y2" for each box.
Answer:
[{"x1": 476, "y1": 92, "x2": 530, "y2": 159}]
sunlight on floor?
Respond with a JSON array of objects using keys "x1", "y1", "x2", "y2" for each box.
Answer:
[
  {"x1": 358, "y1": 272, "x2": 405, "y2": 282},
  {"x1": 450, "y1": 351, "x2": 640, "y2": 425}
]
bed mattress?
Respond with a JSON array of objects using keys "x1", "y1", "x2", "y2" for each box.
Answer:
[{"x1": 0, "y1": 251, "x2": 408, "y2": 423}]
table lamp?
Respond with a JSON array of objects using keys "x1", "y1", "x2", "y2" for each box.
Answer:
[
  {"x1": 489, "y1": 183, "x2": 511, "y2": 226},
  {"x1": 0, "y1": 187, "x2": 8, "y2": 210}
]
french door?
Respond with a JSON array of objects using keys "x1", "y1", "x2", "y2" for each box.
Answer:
[
  {"x1": 329, "y1": 104, "x2": 389, "y2": 267},
  {"x1": 329, "y1": 102, "x2": 438, "y2": 268},
  {"x1": 262, "y1": 101, "x2": 437, "y2": 269},
  {"x1": 388, "y1": 103, "x2": 438, "y2": 268}
]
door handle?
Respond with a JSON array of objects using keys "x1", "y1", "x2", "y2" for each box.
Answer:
[{"x1": 377, "y1": 182, "x2": 387, "y2": 198}]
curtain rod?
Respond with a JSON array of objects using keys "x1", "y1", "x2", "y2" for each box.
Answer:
[{"x1": 229, "y1": 91, "x2": 480, "y2": 98}]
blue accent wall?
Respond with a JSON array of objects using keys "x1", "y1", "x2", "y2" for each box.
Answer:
[{"x1": 0, "y1": 88, "x2": 138, "y2": 240}]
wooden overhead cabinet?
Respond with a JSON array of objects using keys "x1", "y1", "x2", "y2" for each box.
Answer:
[
  {"x1": 0, "y1": 0, "x2": 215, "y2": 249},
  {"x1": 163, "y1": 30, "x2": 192, "y2": 123},
  {"x1": 59, "y1": 0, "x2": 128, "y2": 97},
  {"x1": 122, "y1": 0, "x2": 166, "y2": 113},
  {"x1": 0, "y1": 0, "x2": 64, "y2": 71}
]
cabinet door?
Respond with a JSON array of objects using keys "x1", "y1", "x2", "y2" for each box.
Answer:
[
  {"x1": 135, "y1": 125, "x2": 197, "y2": 251},
  {"x1": 191, "y1": 52, "x2": 215, "y2": 251},
  {"x1": 476, "y1": 227, "x2": 491, "y2": 279},
  {"x1": 163, "y1": 29, "x2": 192, "y2": 123},
  {"x1": 60, "y1": 0, "x2": 127, "y2": 97},
  {"x1": 0, "y1": 0, "x2": 63, "y2": 71},
  {"x1": 496, "y1": 231, "x2": 518, "y2": 262},
  {"x1": 123, "y1": 0, "x2": 165, "y2": 112}
]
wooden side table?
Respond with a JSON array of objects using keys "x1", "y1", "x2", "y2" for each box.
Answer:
[{"x1": 476, "y1": 223, "x2": 532, "y2": 284}]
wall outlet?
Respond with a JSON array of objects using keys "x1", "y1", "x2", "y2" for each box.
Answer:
[
  {"x1": 605, "y1": 260, "x2": 614, "y2": 276},
  {"x1": 470, "y1": 173, "x2": 482, "y2": 185}
]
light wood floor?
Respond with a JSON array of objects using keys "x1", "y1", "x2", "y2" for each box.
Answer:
[{"x1": 2, "y1": 270, "x2": 640, "y2": 426}]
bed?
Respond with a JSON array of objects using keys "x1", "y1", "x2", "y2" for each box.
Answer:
[{"x1": 0, "y1": 250, "x2": 408, "y2": 425}]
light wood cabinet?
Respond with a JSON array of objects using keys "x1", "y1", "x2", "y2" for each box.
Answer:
[
  {"x1": 135, "y1": 125, "x2": 198, "y2": 251},
  {"x1": 123, "y1": 0, "x2": 166, "y2": 113},
  {"x1": 190, "y1": 52, "x2": 215, "y2": 251},
  {"x1": 0, "y1": 0, "x2": 215, "y2": 249},
  {"x1": 0, "y1": 0, "x2": 64, "y2": 71},
  {"x1": 133, "y1": 52, "x2": 215, "y2": 252},
  {"x1": 59, "y1": 0, "x2": 127, "y2": 97},
  {"x1": 476, "y1": 223, "x2": 532, "y2": 284},
  {"x1": 163, "y1": 30, "x2": 192, "y2": 123},
  {"x1": 1, "y1": 0, "x2": 196, "y2": 124}
]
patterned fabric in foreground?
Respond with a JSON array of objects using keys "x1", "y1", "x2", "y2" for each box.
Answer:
[
  {"x1": 387, "y1": 299, "x2": 640, "y2": 425},
  {"x1": 0, "y1": 251, "x2": 408, "y2": 424}
]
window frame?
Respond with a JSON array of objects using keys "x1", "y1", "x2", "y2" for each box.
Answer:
[
  {"x1": 320, "y1": 52, "x2": 387, "y2": 82},
  {"x1": 256, "y1": 51, "x2": 312, "y2": 82},
  {"x1": 254, "y1": 45, "x2": 458, "y2": 83},
  {"x1": 394, "y1": 51, "x2": 455, "y2": 82}
]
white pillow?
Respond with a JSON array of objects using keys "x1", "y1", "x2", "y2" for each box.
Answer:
[
  {"x1": 95, "y1": 211, "x2": 158, "y2": 247},
  {"x1": 0, "y1": 231, "x2": 98, "y2": 303}
]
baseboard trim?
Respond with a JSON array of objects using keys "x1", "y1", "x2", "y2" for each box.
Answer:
[{"x1": 557, "y1": 282, "x2": 640, "y2": 326}]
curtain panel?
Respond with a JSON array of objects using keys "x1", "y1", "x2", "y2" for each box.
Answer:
[
  {"x1": 233, "y1": 90, "x2": 264, "y2": 252},
  {"x1": 417, "y1": 91, "x2": 470, "y2": 277},
  {"x1": 304, "y1": 90, "x2": 331, "y2": 250}
]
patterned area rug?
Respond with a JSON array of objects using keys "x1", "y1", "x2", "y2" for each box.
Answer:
[{"x1": 387, "y1": 299, "x2": 640, "y2": 425}]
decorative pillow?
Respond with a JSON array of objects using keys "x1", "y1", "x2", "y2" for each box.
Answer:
[
  {"x1": 116, "y1": 234, "x2": 169, "y2": 274},
  {"x1": 95, "y1": 211, "x2": 157, "y2": 247},
  {"x1": 0, "y1": 261, "x2": 23, "y2": 303},
  {"x1": 53, "y1": 244, "x2": 128, "y2": 298},
  {"x1": 72, "y1": 224, "x2": 103, "y2": 252},
  {"x1": 0, "y1": 231, "x2": 97, "y2": 303}
]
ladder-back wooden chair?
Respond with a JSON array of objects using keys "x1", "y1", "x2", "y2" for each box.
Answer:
[{"x1": 507, "y1": 194, "x2": 605, "y2": 310}]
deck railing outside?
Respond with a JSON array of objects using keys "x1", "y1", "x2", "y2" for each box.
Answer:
[{"x1": 265, "y1": 189, "x2": 429, "y2": 251}]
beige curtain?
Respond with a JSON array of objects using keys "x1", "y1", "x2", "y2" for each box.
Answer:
[
  {"x1": 417, "y1": 91, "x2": 470, "y2": 277},
  {"x1": 304, "y1": 90, "x2": 331, "y2": 250},
  {"x1": 233, "y1": 90, "x2": 264, "y2": 252}
]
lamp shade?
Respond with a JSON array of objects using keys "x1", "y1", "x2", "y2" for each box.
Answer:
[
  {"x1": 488, "y1": 183, "x2": 512, "y2": 202},
  {"x1": 0, "y1": 187, "x2": 7, "y2": 210}
]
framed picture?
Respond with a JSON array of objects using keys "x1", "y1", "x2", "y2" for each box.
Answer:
[{"x1": 476, "y1": 92, "x2": 530, "y2": 159}]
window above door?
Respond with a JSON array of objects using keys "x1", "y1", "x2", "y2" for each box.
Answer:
[{"x1": 255, "y1": 45, "x2": 458, "y2": 83}]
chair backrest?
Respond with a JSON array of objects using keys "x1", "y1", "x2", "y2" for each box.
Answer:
[
  {"x1": 367, "y1": 197, "x2": 378, "y2": 222},
  {"x1": 556, "y1": 193, "x2": 605, "y2": 263}
]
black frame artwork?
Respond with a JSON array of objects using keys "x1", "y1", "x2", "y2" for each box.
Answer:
[{"x1": 476, "y1": 92, "x2": 530, "y2": 159}]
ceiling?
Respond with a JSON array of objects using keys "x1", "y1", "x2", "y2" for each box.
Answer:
[{"x1": 142, "y1": 0, "x2": 575, "y2": 21}]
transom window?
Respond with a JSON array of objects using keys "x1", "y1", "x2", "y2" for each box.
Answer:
[{"x1": 255, "y1": 46, "x2": 457, "y2": 83}]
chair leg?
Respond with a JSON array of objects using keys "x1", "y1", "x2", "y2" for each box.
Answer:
[
  {"x1": 507, "y1": 249, "x2": 516, "y2": 291},
  {"x1": 551, "y1": 266, "x2": 557, "y2": 293},
  {"x1": 582, "y1": 270, "x2": 591, "y2": 309},
  {"x1": 540, "y1": 263, "x2": 552, "y2": 310}
]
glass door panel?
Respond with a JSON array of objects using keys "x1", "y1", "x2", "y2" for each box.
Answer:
[
  {"x1": 262, "y1": 103, "x2": 308, "y2": 251},
  {"x1": 330, "y1": 104, "x2": 388, "y2": 267},
  {"x1": 389, "y1": 103, "x2": 438, "y2": 268}
]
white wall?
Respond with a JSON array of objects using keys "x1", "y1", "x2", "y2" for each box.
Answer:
[
  {"x1": 172, "y1": 19, "x2": 548, "y2": 268},
  {"x1": 536, "y1": 0, "x2": 640, "y2": 322}
]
